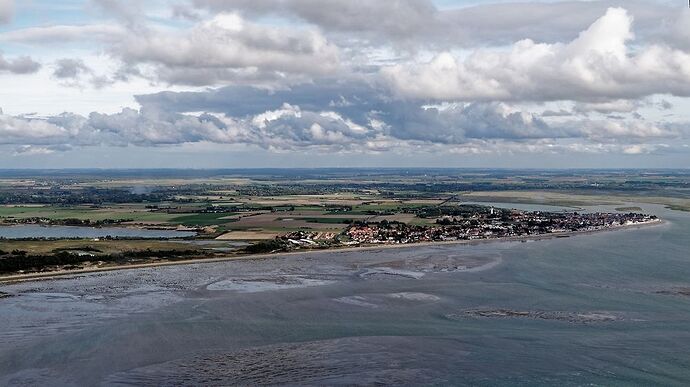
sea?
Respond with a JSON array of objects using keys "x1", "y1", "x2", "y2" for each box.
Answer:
[{"x1": 0, "y1": 203, "x2": 689, "y2": 385}]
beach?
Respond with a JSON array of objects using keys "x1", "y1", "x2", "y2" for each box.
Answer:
[
  {"x1": 0, "y1": 218, "x2": 663, "y2": 284},
  {"x1": 1, "y1": 204, "x2": 688, "y2": 385}
]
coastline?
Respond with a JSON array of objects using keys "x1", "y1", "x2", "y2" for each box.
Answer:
[{"x1": 0, "y1": 219, "x2": 664, "y2": 284}]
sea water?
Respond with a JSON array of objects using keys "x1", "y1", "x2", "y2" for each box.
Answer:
[{"x1": 0, "y1": 203, "x2": 689, "y2": 385}]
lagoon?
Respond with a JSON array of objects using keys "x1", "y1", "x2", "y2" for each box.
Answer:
[{"x1": 0, "y1": 224, "x2": 195, "y2": 239}]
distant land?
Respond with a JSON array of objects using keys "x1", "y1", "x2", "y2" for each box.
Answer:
[{"x1": 0, "y1": 168, "x2": 682, "y2": 279}]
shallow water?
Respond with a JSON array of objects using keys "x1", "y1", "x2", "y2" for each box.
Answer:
[
  {"x1": 0, "y1": 204, "x2": 689, "y2": 385},
  {"x1": 0, "y1": 225, "x2": 195, "y2": 239}
]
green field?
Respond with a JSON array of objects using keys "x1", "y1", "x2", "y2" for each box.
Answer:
[
  {"x1": 171, "y1": 212, "x2": 238, "y2": 226},
  {"x1": 284, "y1": 217, "x2": 353, "y2": 224}
]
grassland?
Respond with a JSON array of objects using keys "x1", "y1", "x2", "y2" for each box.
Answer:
[
  {"x1": 171, "y1": 212, "x2": 238, "y2": 226},
  {"x1": 615, "y1": 206, "x2": 644, "y2": 212},
  {"x1": 1, "y1": 168, "x2": 688, "y2": 275}
]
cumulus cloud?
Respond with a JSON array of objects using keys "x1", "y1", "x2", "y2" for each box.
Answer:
[
  {"x1": 1, "y1": 77, "x2": 686, "y2": 156},
  {"x1": 193, "y1": 0, "x2": 677, "y2": 48},
  {"x1": 110, "y1": 12, "x2": 340, "y2": 86},
  {"x1": 0, "y1": 113, "x2": 71, "y2": 144},
  {"x1": 86, "y1": 107, "x2": 248, "y2": 146},
  {"x1": 1, "y1": 7, "x2": 341, "y2": 88},
  {"x1": 1, "y1": 3, "x2": 688, "y2": 162},
  {"x1": 383, "y1": 8, "x2": 690, "y2": 102},
  {"x1": 195, "y1": 0, "x2": 435, "y2": 43},
  {"x1": 0, "y1": 53, "x2": 41, "y2": 74}
]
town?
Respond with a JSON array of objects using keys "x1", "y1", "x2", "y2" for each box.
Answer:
[{"x1": 281, "y1": 206, "x2": 658, "y2": 248}]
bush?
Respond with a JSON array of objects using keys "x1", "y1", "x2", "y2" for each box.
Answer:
[
  {"x1": 243, "y1": 240, "x2": 285, "y2": 254},
  {"x1": 0, "y1": 249, "x2": 199, "y2": 274}
]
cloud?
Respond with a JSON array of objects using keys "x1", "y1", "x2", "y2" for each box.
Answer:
[
  {"x1": 382, "y1": 8, "x2": 690, "y2": 103},
  {"x1": 0, "y1": 0, "x2": 12, "y2": 24},
  {"x1": 573, "y1": 100, "x2": 641, "y2": 115},
  {"x1": 110, "y1": 12, "x2": 340, "y2": 86},
  {"x1": 136, "y1": 78, "x2": 689, "y2": 145},
  {"x1": 622, "y1": 144, "x2": 668, "y2": 155},
  {"x1": 0, "y1": 53, "x2": 41, "y2": 74},
  {"x1": 50, "y1": 58, "x2": 116, "y2": 89},
  {"x1": 193, "y1": 0, "x2": 677, "y2": 49},
  {"x1": 89, "y1": 0, "x2": 145, "y2": 28},
  {"x1": 53, "y1": 59, "x2": 92, "y2": 79},
  {"x1": 12, "y1": 145, "x2": 69, "y2": 156},
  {"x1": 0, "y1": 112, "x2": 71, "y2": 144},
  {"x1": 85, "y1": 107, "x2": 247, "y2": 146},
  {"x1": 659, "y1": 99, "x2": 673, "y2": 110},
  {"x1": 656, "y1": 8, "x2": 690, "y2": 51},
  {"x1": 194, "y1": 0, "x2": 435, "y2": 42},
  {"x1": 172, "y1": 4, "x2": 203, "y2": 21},
  {"x1": 568, "y1": 119, "x2": 678, "y2": 141},
  {"x1": 1, "y1": 77, "x2": 686, "y2": 156},
  {"x1": 1, "y1": 8, "x2": 341, "y2": 88},
  {"x1": 541, "y1": 109, "x2": 573, "y2": 118},
  {"x1": 0, "y1": 3, "x2": 688, "y2": 163},
  {"x1": 0, "y1": 24, "x2": 126, "y2": 44}
]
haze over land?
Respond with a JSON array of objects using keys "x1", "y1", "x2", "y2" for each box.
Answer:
[{"x1": 1, "y1": 0, "x2": 690, "y2": 168}]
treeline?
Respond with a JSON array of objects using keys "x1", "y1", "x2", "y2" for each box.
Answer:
[
  {"x1": 0, "y1": 190, "x2": 169, "y2": 205},
  {"x1": 242, "y1": 240, "x2": 286, "y2": 254},
  {"x1": 0, "y1": 185, "x2": 214, "y2": 205},
  {"x1": 0, "y1": 249, "x2": 199, "y2": 274}
]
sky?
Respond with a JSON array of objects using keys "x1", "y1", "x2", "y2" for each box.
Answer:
[{"x1": 0, "y1": 0, "x2": 689, "y2": 168}]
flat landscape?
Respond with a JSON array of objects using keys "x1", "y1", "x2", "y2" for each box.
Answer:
[
  {"x1": 0, "y1": 169, "x2": 683, "y2": 279},
  {"x1": 4, "y1": 0, "x2": 690, "y2": 384},
  {"x1": 1, "y1": 198, "x2": 689, "y2": 385},
  {"x1": 1, "y1": 169, "x2": 689, "y2": 385}
]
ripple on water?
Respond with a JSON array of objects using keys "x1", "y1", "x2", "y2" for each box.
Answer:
[{"x1": 102, "y1": 337, "x2": 461, "y2": 386}]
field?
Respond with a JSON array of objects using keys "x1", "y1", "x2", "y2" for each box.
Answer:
[
  {"x1": 1, "y1": 168, "x2": 689, "y2": 276},
  {"x1": 0, "y1": 239, "x2": 197, "y2": 255}
]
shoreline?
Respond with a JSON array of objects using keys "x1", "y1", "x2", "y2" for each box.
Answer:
[{"x1": 0, "y1": 219, "x2": 664, "y2": 285}]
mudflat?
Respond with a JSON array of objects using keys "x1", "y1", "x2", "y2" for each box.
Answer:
[{"x1": 0, "y1": 204, "x2": 688, "y2": 385}]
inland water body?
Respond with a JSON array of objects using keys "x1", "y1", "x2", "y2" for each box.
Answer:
[
  {"x1": 0, "y1": 225, "x2": 195, "y2": 239},
  {"x1": 1, "y1": 203, "x2": 689, "y2": 385}
]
